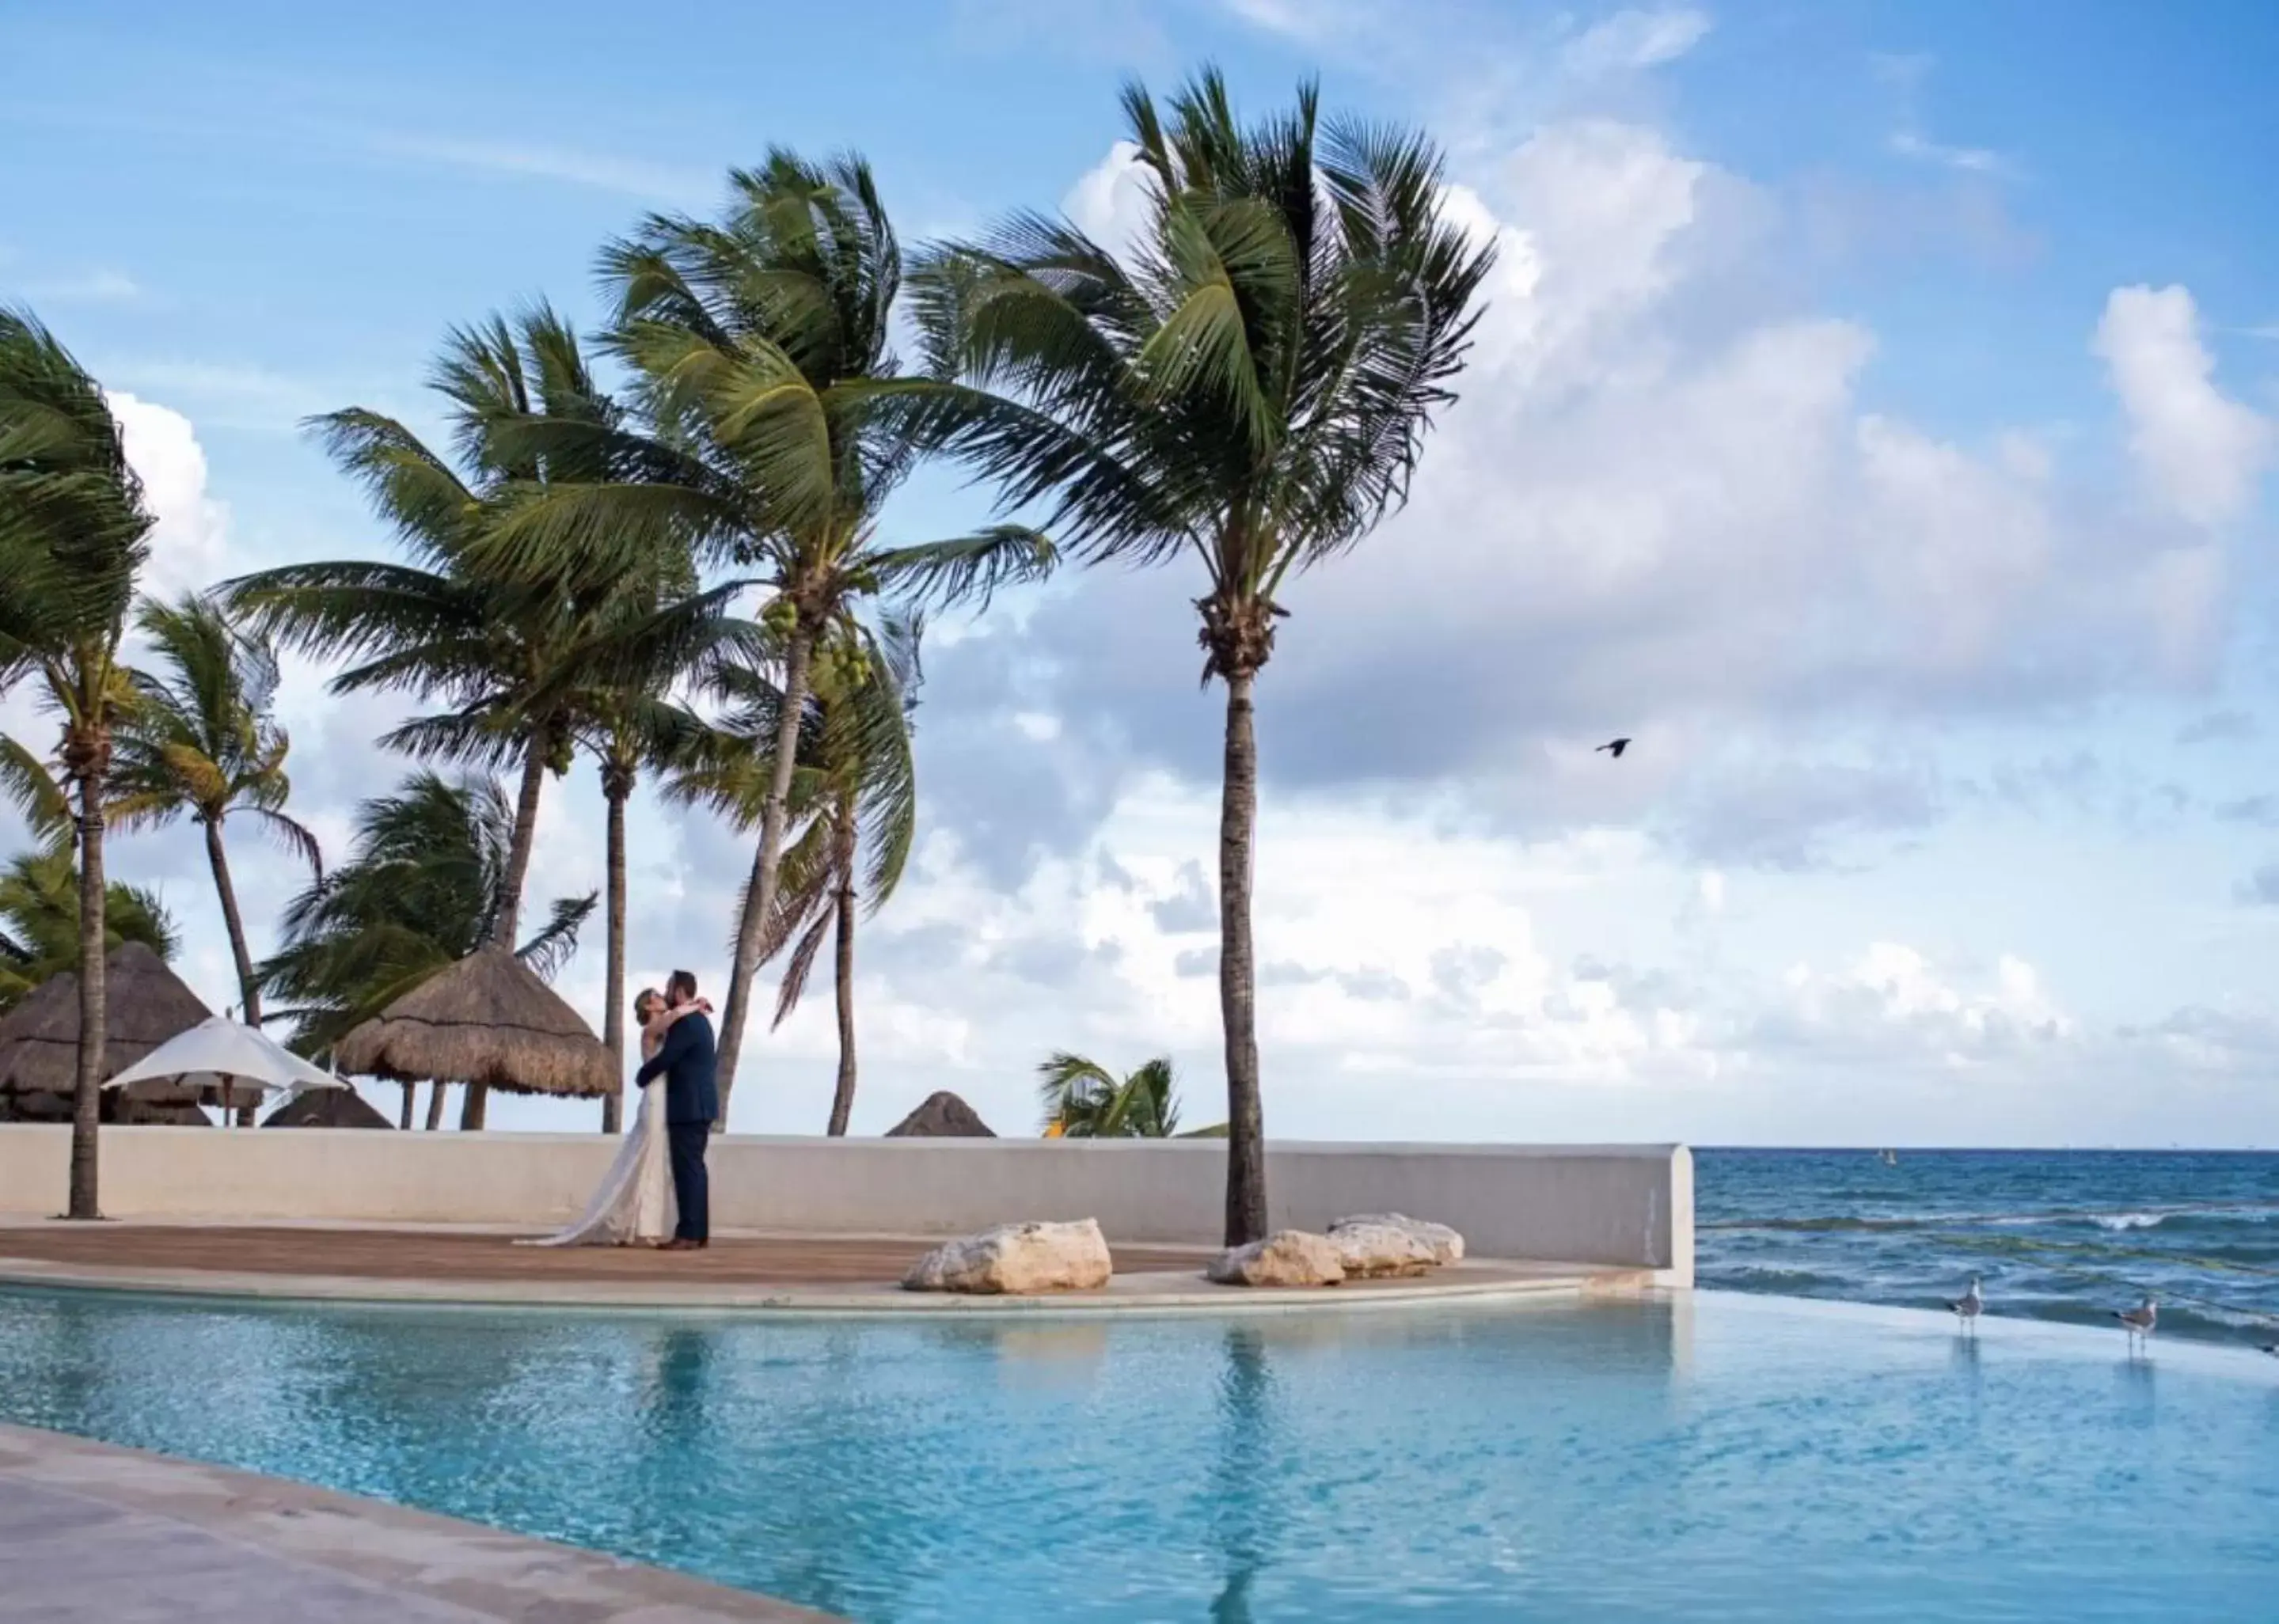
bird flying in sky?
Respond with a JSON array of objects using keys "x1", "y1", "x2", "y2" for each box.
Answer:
[{"x1": 1596, "y1": 738, "x2": 1631, "y2": 759}]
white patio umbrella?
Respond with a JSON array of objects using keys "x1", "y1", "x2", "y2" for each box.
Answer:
[{"x1": 102, "y1": 1015, "x2": 346, "y2": 1124}]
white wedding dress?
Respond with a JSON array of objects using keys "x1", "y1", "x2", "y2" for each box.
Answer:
[{"x1": 520, "y1": 1077, "x2": 671, "y2": 1246}]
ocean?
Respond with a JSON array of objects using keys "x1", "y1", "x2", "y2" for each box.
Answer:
[{"x1": 1696, "y1": 1148, "x2": 2279, "y2": 1347}]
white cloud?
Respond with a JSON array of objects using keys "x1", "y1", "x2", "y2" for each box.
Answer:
[
  {"x1": 1159, "y1": 117, "x2": 2246, "y2": 800},
  {"x1": 1559, "y1": 8, "x2": 1712, "y2": 80},
  {"x1": 1062, "y1": 141, "x2": 1152, "y2": 260},
  {"x1": 23, "y1": 269, "x2": 142, "y2": 305},
  {"x1": 1764, "y1": 943, "x2": 2073, "y2": 1069},
  {"x1": 1886, "y1": 130, "x2": 2008, "y2": 176},
  {"x1": 368, "y1": 133, "x2": 713, "y2": 209},
  {"x1": 1874, "y1": 52, "x2": 2015, "y2": 179},
  {"x1": 107, "y1": 393, "x2": 231, "y2": 598},
  {"x1": 2095, "y1": 284, "x2": 2274, "y2": 527},
  {"x1": 1215, "y1": 0, "x2": 1367, "y2": 44},
  {"x1": 754, "y1": 778, "x2": 1734, "y2": 1130},
  {"x1": 974, "y1": 99, "x2": 2252, "y2": 1057}
]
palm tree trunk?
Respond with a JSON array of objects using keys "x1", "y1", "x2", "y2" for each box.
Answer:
[
  {"x1": 600, "y1": 770, "x2": 629, "y2": 1135},
  {"x1": 464, "y1": 728, "x2": 551, "y2": 1131},
  {"x1": 493, "y1": 728, "x2": 550, "y2": 946},
  {"x1": 67, "y1": 759, "x2": 108, "y2": 1220},
  {"x1": 826, "y1": 797, "x2": 859, "y2": 1137},
  {"x1": 203, "y1": 818, "x2": 261, "y2": 1026},
  {"x1": 398, "y1": 1082, "x2": 415, "y2": 1131},
  {"x1": 714, "y1": 626, "x2": 814, "y2": 1127},
  {"x1": 1218, "y1": 670, "x2": 1267, "y2": 1246},
  {"x1": 425, "y1": 1080, "x2": 446, "y2": 1131}
]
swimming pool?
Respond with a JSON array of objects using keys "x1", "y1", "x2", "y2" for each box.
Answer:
[{"x1": 1, "y1": 1288, "x2": 2273, "y2": 1621}]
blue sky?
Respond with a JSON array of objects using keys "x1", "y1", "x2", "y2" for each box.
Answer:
[{"x1": 3, "y1": 2, "x2": 2276, "y2": 1144}]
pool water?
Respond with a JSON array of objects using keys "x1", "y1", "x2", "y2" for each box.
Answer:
[{"x1": 2, "y1": 1288, "x2": 2275, "y2": 1621}]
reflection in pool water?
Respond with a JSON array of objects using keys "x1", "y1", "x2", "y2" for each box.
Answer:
[{"x1": 0, "y1": 1288, "x2": 2274, "y2": 1620}]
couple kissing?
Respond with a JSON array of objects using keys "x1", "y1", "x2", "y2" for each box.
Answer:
[{"x1": 522, "y1": 969, "x2": 718, "y2": 1251}]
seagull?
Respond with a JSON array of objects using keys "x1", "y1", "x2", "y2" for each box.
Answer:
[
  {"x1": 1596, "y1": 738, "x2": 1631, "y2": 759},
  {"x1": 1946, "y1": 1276, "x2": 1983, "y2": 1335},
  {"x1": 2114, "y1": 1296, "x2": 2157, "y2": 1353}
]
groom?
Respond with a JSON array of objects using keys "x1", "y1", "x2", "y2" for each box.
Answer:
[{"x1": 637, "y1": 969, "x2": 716, "y2": 1250}]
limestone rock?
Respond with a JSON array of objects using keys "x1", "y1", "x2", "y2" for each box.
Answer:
[
  {"x1": 1206, "y1": 1230, "x2": 1347, "y2": 1288},
  {"x1": 1331, "y1": 1212, "x2": 1465, "y2": 1265},
  {"x1": 1327, "y1": 1220, "x2": 1439, "y2": 1278},
  {"x1": 902, "y1": 1218, "x2": 1111, "y2": 1294}
]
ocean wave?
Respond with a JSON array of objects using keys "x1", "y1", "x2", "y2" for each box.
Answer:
[
  {"x1": 1697, "y1": 1265, "x2": 1844, "y2": 1294},
  {"x1": 2092, "y1": 1212, "x2": 2165, "y2": 1231},
  {"x1": 1704, "y1": 1200, "x2": 2279, "y2": 1235}
]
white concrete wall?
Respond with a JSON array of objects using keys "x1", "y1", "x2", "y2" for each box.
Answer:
[{"x1": 0, "y1": 1128, "x2": 1692, "y2": 1280}]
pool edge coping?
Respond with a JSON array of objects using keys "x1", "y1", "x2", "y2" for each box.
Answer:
[
  {"x1": 0, "y1": 1251, "x2": 1673, "y2": 1319},
  {"x1": 0, "y1": 1420, "x2": 835, "y2": 1621}
]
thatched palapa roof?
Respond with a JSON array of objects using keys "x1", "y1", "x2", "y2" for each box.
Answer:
[
  {"x1": 264, "y1": 1086, "x2": 393, "y2": 1129},
  {"x1": 0, "y1": 943, "x2": 216, "y2": 1115},
  {"x1": 886, "y1": 1091, "x2": 996, "y2": 1137},
  {"x1": 332, "y1": 946, "x2": 614, "y2": 1098}
]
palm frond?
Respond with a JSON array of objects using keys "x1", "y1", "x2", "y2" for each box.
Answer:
[
  {"x1": 248, "y1": 806, "x2": 325, "y2": 878},
  {"x1": 0, "y1": 307, "x2": 154, "y2": 711},
  {"x1": 301, "y1": 408, "x2": 478, "y2": 565},
  {"x1": 0, "y1": 734, "x2": 71, "y2": 849},
  {"x1": 906, "y1": 73, "x2": 1495, "y2": 615},
  {"x1": 516, "y1": 891, "x2": 596, "y2": 980},
  {"x1": 769, "y1": 903, "x2": 834, "y2": 1030},
  {"x1": 862, "y1": 525, "x2": 1057, "y2": 610}
]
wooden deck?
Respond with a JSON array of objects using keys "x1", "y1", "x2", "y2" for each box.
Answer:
[{"x1": 0, "y1": 1225, "x2": 1213, "y2": 1288}]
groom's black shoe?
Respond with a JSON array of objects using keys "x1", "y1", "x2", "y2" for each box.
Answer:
[{"x1": 660, "y1": 1238, "x2": 705, "y2": 1252}]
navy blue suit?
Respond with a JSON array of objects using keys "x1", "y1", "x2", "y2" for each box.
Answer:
[{"x1": 637, "y1": 1010, "x2": 717, "y2": 1242}]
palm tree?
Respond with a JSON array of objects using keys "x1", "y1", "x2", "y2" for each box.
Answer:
[
  {"x1": 908, "y1": 73, "x2": 1494, "y2": 1242},
  {"x1": 1038, "y1": 1052, "x2": 1183, "y2": 1138},
  {"x1": 561, "y1": 678, "x2": 704, "y2": 1134},
  {"x1": 0, "y1": 737, "x2": 176, "y2": 1011},
  {"x1": 469, "y1": 152, "x2": 1055, "y2": 1125},
  {"x1": 0, "y1": 848, "x2": 179, "y2": 1013},
  {"x1": 229, "y1": 306, "x2": 663, "y2": 1127},
  {"x1": 259, "y1": 771, "x2": 593, "y2": 1129},
  {"x1": 0, "y1": 309, "x2": 155, "y2": 1217},
  {"x1": 108, "y1": 594, "x2": 321, "y2": 1026},
  {"x1": 668, "y1": 616, "x2": 921, "y2": 1136}
]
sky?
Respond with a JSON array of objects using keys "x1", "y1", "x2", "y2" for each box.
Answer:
[{"x1": 2, "y1": 0, "x2": 2277, "y2": 1147}]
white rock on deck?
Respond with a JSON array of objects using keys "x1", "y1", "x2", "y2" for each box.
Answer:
[
  {"x1": 1207, "y1": 1230, "x2": 1347, "y2": 1288},
  {"x1": 1331, "y1": 1212, "x2": 1465, "y2": 1265},
  {"x1": 902, "y1": 1218, "x2": 1112, "y2": 1295},
  {"x1": 1328, "y1": 1220, "x2": 1440, "y2": 1279}
]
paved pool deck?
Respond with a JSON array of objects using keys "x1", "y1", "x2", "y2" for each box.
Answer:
[
  {"x1": 0, "y1": 1218, "x2": 1648, "y2": 1315},
  {"x1": 0, "y1": 1421, "x2": 833, "y2": 1622}
]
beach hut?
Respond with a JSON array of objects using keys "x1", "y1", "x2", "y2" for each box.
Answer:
[
  {"x1": 264, "y1": 1087, "x2": 393, "y2": 1129},
  {"x1": 333, "y1": 945, "x2": 615, "y2": 1129},
  {"x1": 886, "y1": 1091, "x2": 996, "y2": 1137},
  {"x1": 0, "y1": 943, "x2": 215, "y2": 1125}
]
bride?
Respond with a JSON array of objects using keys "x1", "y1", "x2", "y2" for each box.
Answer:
[{"x1": 522, "y1": 988, "x2": 707, "y2": 1247}]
